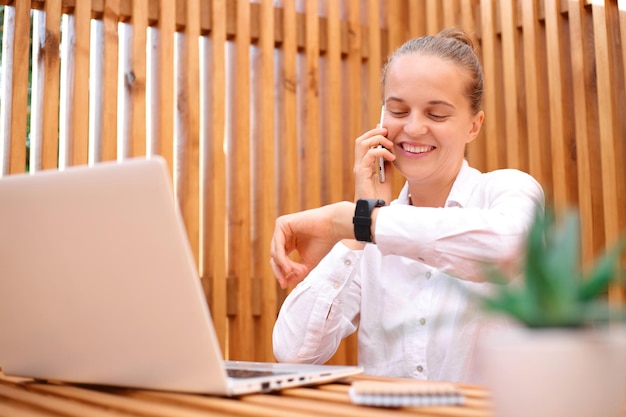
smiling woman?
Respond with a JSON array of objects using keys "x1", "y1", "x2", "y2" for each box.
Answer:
[{"x1": 270, "y1": 27, "x2": 544, "y2": 384}]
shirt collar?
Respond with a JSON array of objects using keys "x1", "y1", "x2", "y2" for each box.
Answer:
[{"x1": 394, "y1": 160, "x2": 482, "y2": 208}]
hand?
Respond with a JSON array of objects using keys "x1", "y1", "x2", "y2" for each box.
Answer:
[
  {"x1": 353, "y1": 127, "x2": 395, "y2": 202},
  {"x1": 270, "y1": 202, "x2": 352, "y2": 288}
]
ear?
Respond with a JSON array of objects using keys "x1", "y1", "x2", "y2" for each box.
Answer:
[{"x1": 466, "y1": 110, "x2": 484, "y2": 144}]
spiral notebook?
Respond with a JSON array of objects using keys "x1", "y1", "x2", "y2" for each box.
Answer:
[{"x1": 349, "y1": 380, "x2": 465, "y2": 407}]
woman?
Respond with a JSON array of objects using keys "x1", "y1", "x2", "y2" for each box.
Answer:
[{"x1": 269, "y1": 28, "x2": 544, "y2": 383}]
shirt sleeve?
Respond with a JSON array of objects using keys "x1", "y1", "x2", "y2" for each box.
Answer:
[
  {"x1": 375, "y1": 169, "x2": 544, "y2": 282},
  {"x1": 272, "y1": 243, "x2": 362, "y2": 364}
]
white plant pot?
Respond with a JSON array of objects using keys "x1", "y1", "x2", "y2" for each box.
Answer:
[{"x1": 479, "y1": 325, "x2": 626, "y2": 417}]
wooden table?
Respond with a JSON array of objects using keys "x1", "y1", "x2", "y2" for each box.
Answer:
[{"x1": 0, "y1": 371, "x2": 494, "y2": 417}]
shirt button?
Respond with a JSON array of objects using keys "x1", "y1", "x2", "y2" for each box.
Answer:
[
  {"x1": 425, "y1": 272, "x2": 431, "y2": 279},
  {"x1": 333, "y1": 281, "x2": 340, "y2": 289},
  {"x1": 344, "y1": 259, "x2": 352, "y2": 267},
  {"x1": 419, "y1": 317, "x2": 426, "y2": 325},
  {"x1": 417, "y1": 365, "x2": 424, "y2": 373}
]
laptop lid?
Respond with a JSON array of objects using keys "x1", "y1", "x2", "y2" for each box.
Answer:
[{"x1": 0, "y1": 157, "x2": 362, "y2": 395}]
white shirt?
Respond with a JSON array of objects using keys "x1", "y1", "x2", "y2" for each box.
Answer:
[{"x1": 272, "y1": 161, "x2": 544, "y2": 383}]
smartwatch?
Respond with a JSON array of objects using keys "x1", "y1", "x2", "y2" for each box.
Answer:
[{"x1": 353, "y1": 198, "x2": 386, "y2": 242}]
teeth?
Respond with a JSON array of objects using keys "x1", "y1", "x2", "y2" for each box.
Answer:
[{"x1": 402, "y1": 143, "x2": 434, "y2": 154}]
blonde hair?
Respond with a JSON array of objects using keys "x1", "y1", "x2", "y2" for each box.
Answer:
[{"x1": 381, "y1": 27, "x2": 484, "y2": 114}]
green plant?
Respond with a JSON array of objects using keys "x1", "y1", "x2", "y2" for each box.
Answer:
[{"x1": 480, "y1": 207, "x2": 626, "y2": 328}]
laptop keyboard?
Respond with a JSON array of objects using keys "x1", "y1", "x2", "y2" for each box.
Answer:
[{"x1": 226, "y1": 369, "x2": 287, "y2": 379}]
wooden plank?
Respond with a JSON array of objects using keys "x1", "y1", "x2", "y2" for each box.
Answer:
[
  {"x1": 29, "y1": 10, "x2": 45, "y2": 172},
  {"x1": 17, "y1": 383, "x2": 232, "y2": 417},
  {"x1": 132, "y1": 390, "x2": 318, "y2": 417},
  {"x1": 461, "y1": 0, "x2": 485, "y2": 172},
  {"x1": 443, "y1": 0, "x2": 459, "y2": 28},
  {"x1": 592, "y1": 1, "x2": 621, "y2": 243},
  {"x1": 326, "y1": 0, "x2": 343, "y2": 202},
  {"x1": 178, "y1": 0, "x2": 202, "y2": 271},
  {"x1": 544, "y1": 0, "x2": 577, "y2": 213},
  {"x1": 303, "y1": 0, "x2": 321, "y2": 210},
  {"x1": 479, "y1": 0, "x2": 502, "y2": 172},
  {"x1": 130, "y1": 0, "x2": 147, "y2": 157},
  {"x1": 0, "y1": 383, "x2": 136, "y2": 417},
  {"x1": 8, "y1": 0, "x2": 31, "y2": 174},
  {"x1": 101, "y1": 0, "x2": 120, "y2": 162},
  {"x1": 39, "y1": 0, "x2": 63, "y2": 171},
  {"x1": 228, "y1": 0, "x2": 253, "y2": 361},
  {"x1": 157, "y1": 0, "x2": 175, "y2": 170},
  {"x1": 521, "y1": 0, "x2": 552, "y2": 198},
  {"x1": 568, "y1": 0, "x2": 604, "y2": 266},
  {"x1": 251, "y1": 0, "x2": 277, "y2": 361},
  {"x1": 426, "y1": 0, "x2": 443, "y2": 34},
  {"x1": 591, "y1": 1, "x2": 626, "y2": 304},
  {"x1": 274, "y1": 0, "x2": 299, "y2": 312},
  {"x1": 205, "y1": 0, "x2": 228, "y2": 356},
  {"x1": 71, "y1": 0, "x2": 91, "y2": 166},
  {"x1": 407, "y1": 0, "x2": 428, "y2": 39},
  {"x1": 499, "y1": 0, "x2": 525, "y2": 171}
]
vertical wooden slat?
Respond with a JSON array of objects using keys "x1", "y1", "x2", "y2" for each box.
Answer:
[
  {"x1": 384, "y1": 1, "x2": 403, "y2": 195},
  {"x1": 462, "y1": 0, "x2": 484, "y2": 172},
  {"x1": 274, "y1": 0, "x2": 299, "y2": 315},
  {"x1": 442, "y1": 0, "x2": 459, "y2": 28},
  {"x1": 303, "y1": 0, "x2": 320, "y2": 209},
  {"x1": 71, "y1": 0, "x2": 91, "y2": 166},
  {"x1": 326, "y1": 1, "x2": 343, "y2": 201},
  {"x1": 229, "y1": 0, "x2": 253, "y2": 361},
  {"x1": 568, "y1": 0, "x2": 603, "y2": 266},
  {"x1": 29, "y1": 10, "x2": 45, "y2": 172},
  {"x1": 130, "y1": 0, "x2": 147, "y2": 157},
  {"x1": 9, "y1": 0, "x2": 31, "y2": 174},
  {"x1": 521, "y1": 0, "x2": 552, "y2": 199},
  {"x1": 0, "y1": 7, "x2": 14, "y2": 176},
  {"x1": 544, "y1": 0, "x2": 577, "y2": 213},
  {"x1": 101, "y1": 0, "x2": 120, "y2": 162},
  {"x1": 407, "y1": 0, "x2": 427, "y2": 39},
  {"x1": 157, "y1": 0, "x2": 175, "y2": 170},
  {"x1": 592, "y1": 1, "x2": 626, "y2": 304},
  {"x1": 499, "y1": 0, "x2": 525, "y2": 171},
  {"x1": 206, "y1": 0, "x2": 228, "y2": 357},
  {"x1": 345, "y1": 0, "x2": 361, "y2": 199},
  {"x1": 367, "y1": 0, "x2": 382, "y2": 126},
  {"x1": 592, "y1": 0, "x2": 621, "y2": 241},
  {"x1": 425, "y1": 0, "x2": 442, "y2": 34},
  {"x1": 179, "y1": 0, "x2": 201, "y2": 267},
  {"x1": 41, "y1": 0, "x2": 62, "y2": 170},
  {"x1": 250, "y1": 0, "x2": 277, "y2": 362},
  {"x1": 479, "y1": 0, "x2": 502, "y2": 172}
]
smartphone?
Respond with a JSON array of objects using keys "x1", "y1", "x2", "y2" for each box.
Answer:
[{"x1": 377, "y1": 105, "x2": 386, "y2": 183}]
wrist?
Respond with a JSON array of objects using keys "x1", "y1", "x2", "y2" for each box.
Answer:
[{"x1": 352, "y1": 198, "x2": 386, "y2": 242}]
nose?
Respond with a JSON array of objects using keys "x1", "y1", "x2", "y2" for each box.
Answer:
[{"x1": 403, "y1": 113, "x2": 428, "y2": 137}]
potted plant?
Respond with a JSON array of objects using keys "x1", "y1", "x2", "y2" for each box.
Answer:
[{"x1": 476, "y1": 207, "x2": 626, "y2": 417}]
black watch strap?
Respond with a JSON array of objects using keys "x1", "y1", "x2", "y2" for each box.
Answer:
[{"x1": 353, "y1": 199, "x2": 386, "y2": 242}]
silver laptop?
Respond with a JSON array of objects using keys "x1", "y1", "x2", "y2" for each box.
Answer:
[{"x1": 0, "y1": 156, "x2": 362, "y2": 395}]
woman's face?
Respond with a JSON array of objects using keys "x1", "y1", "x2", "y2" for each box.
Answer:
[{"x1": 383, "y1": 53, "x2": 484, "y2": 186}]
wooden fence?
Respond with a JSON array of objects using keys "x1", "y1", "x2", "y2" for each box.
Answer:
[{"x1": 0, "y1": 0, "x2": 624, "y2": 365}]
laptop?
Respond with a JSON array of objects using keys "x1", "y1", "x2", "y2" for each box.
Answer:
[{"x1": 0, "y1": 156, "x2": 363, "y2": 395}]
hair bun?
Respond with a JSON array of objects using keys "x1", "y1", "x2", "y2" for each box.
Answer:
[{"x1": 437, "y1": 27, "x2": 476, "y2": 52}]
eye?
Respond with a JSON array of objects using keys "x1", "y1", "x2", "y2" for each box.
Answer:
[
  {"x1": 388, "y1": 110, "x2": 408, "y2": 117},
  {"x1": 428, "y1": 113, "x2": 449, "y2": 121}
]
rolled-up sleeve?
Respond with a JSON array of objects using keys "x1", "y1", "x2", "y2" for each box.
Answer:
[
  {"x1": 375, "y1": 169, "x2": 544, "y2": 282},
  {"x1": 273, "y1": 243, "x2": 362, "y2": 363}
]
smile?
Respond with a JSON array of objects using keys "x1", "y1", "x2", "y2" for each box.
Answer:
[{"x1": 401, "y1": 143, "x2": 436, "y2": 154}]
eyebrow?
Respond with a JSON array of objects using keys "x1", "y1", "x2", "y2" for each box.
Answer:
[{"x1": 385, "y1": 97, "x2": 456, "y2": 110}]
